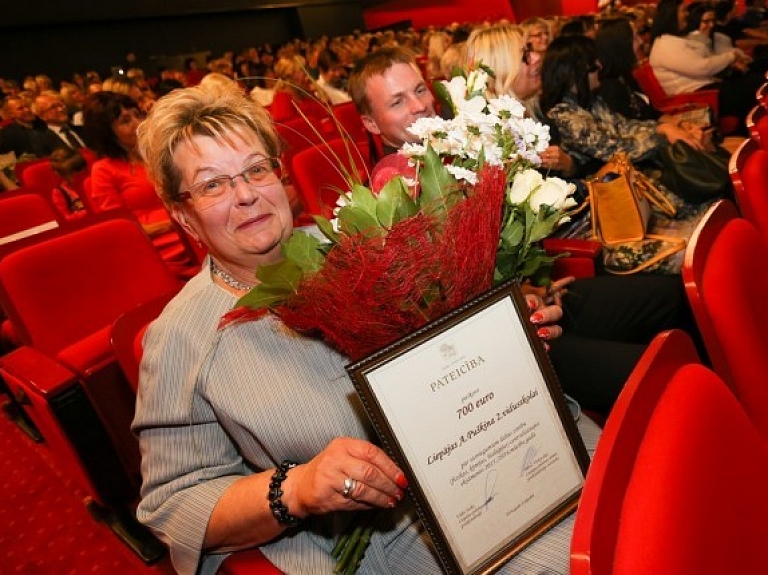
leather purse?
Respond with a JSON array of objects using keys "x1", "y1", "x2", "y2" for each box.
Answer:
[
  {"x1": 657, "y1": 141, "x2": 731, "y2": 204},
  {"x1": 587, "y1": 153, "x2": 686, "y2": 275}
]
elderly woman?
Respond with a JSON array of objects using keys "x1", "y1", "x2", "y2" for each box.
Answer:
[{"x1": 132, "y1": 82, "x2": 601, "y2": 574}]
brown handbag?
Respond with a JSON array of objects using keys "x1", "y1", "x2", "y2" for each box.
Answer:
[{"x1": 587, "y1": 153, "x2": 686, "y2": 275}]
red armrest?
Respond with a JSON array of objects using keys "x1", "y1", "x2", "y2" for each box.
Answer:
[
  {"x1": 217, "y1": 548, "x2": 283, "y2": 575},
  {"x1": 544, "y1": 238, "x2": 602, "y2": 259},
  {"x1": 0, "y1": 345, "x2": 77, "y2": 397}
]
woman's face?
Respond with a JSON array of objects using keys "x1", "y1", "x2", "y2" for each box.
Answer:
[
  {"x1": 698, "y1": 10, "x2": 716, "y2": 36},
  {"x1": 111, "y1": 106, "x2": 142, "y2": 152},
  {"x1": 512, "y1": 46, "x2": 543, "y2": 100},
  {"x1": 171, "y1": 132, "x2": 293, "y2": 271},
  {"x1": 528, "y1": 25, "x2": 551, "y2": 53}
]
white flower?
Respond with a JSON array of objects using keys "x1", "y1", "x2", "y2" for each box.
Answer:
[
  {"x1": 466, "y1": 68, "x2": 489, "y2": 94},
  {"x1": 443, "y1": 76, "x2": 469, "y2": 112},
  {"x1": 446, "y1": 164, "x2": 478, "y2": 185},
  {"x1": 529, "y1": 177, "x2": 577, "y2": 214},
  {"x1": 455, "y1": 95, "x2": 487, "y2": 117},
  {"x1": 508, "y1": 169, "x2": 544, "y2": 205},
  {"x1": 488, "y1": 95, "x2": 526, "y2": 120},
  {"x1": 407, "y1": 116, "x2": 451, "y2": 140}
]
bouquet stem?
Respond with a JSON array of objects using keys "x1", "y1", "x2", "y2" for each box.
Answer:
[{"x1": 332, "y1": 512, "x2": 377, "y2": 574}]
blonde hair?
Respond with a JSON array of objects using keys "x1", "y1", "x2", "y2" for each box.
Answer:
[
  {"x1": 464, "y1": 24, "x2": 526, "y2": 98},
  {"x1": 136, "y1": 83, "x2": 280, "y2": 205}
]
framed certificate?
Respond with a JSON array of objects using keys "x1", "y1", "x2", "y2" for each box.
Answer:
[{"x1": 346, "y1": 281, "x2": 590, "y2": 575}]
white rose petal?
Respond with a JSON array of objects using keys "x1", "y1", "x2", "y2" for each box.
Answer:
[{"x1": 509, "y1": 169, "x2": 543, "y2": 205}]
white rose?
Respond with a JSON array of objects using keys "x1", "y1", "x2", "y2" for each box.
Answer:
[
  {"x1": 529, "y1": 177, "x2": 577, "y2": 213},
  {"x1": 509, "y1": 169, "x2": 544, "y2": 205}
]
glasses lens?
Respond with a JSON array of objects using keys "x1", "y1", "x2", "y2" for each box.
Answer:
[{"x1": 187, "y1": 157, "x2": 281, "y2": 210}]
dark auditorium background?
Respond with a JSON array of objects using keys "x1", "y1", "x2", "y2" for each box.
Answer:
[{"x1": 1, "y1": 0, "x2": 595, "y2": 83}]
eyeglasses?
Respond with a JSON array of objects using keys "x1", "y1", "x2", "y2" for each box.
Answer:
[
  {"x1": 522, "y1": 43, "x2": 534, "y2": 66},
  {"x1": 180, "y1": 157, "x2": 282, "y2": 209},
  {"x1": 700, "y1": 18, "x2": 716, "y2": 24}
]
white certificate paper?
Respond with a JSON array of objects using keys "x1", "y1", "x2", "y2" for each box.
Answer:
[{"x1": 348, "y1": 283, "x2": 588, "y2": 575}]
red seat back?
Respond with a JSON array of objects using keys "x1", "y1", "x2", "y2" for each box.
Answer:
[
  {"x1": 700, "y1": 217, "x2": 768, "y2": 438},
  {"x1": 571, "y1": 329, "x2": 701, "y2": 574},
  {"x1": 613, "y1": 364, "x2": 768, "y2": 574},
  {"x1": 0, "y1": 191, "x2": 60, "y2": 240},
  {"x1": 290, "y1": 138, "x2": 371, "y2": 218},
  {"x1": 110, "y1": 291, "x2": 179, "y2": 393},
  {"x1": 20, "y1": 158, "x2": 63, "y2": 191},
  {"x1": 682, "y1": 199, "x2": 740, "y2": 386},
  {"x1": 0, "y1": 216, "x2": 181, "y2": 356},
  {"x1": 729, "y1": 138, "x2": 768, "y2": 240}
]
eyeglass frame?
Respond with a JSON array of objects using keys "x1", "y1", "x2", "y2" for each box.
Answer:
[{"x1": 177, "y1": 156, "x2": 283, "y2": 209}]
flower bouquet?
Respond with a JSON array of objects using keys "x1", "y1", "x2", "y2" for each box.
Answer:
[{"x1": 223, "y1": 63, "x2": 578, "y2": 574}]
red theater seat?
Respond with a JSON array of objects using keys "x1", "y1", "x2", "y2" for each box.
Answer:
[
  {"x1": 0, "y1": 214, "x2": 183, "y2": 562},
  {"x1": 571, "y1": 329, "x2": 701, "y2": 574}
]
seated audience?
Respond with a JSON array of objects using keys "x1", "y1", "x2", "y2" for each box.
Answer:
[
  {"x1": 649, "y1": 0, "x2": 763, "y2": 131},
  {"x1": 0, "y1": 95, "x2": 47, "y2": 158},
  {"x1": 82, "y1": 92, "x2": 197, "y2": 279},
  {"x1": 594, "y1": 17, "x2": 661, "y2": 121},
  {"x1": 350, "y1": 46, "x2": 701, "y2": 415},
  {"x1": 541, "y1": 35, "x2": 704, "y2": 171},
  {"x1": 132, "y1": 80, "x2": 601, "y2": 575},
  {"x1": 316, "y1": 49, "x2": 351, "y2": 105},
  {"x1": 33, "y1": 91, "x2": 87, "y2": 156}
]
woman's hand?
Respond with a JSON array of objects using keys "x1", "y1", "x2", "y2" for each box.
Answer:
[
  {"x1": 539, "y1": 145, "x2": 576, "y2": 176},
  {"x1": 657, "y1": 122, "x2": 706, "y2": 150},
  {"x1": 286, "y1": 438, "x2": 407, "y2": 518},
  {"x1": 525, "y1": 292, "x2": 564, "y2": 345}
]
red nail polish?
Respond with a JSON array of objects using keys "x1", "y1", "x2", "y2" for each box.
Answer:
[
  {"x1": 537, "y1": 327, "x2": 549, "y2": 338},
  {"x1": 388, "y1": 497, "x2": 397, "y2": 508},
  {"x1": 528, "y1": 298, "x2": 537, "y2": 311},
  {"x1": 530, "y1": 312, "x2": 544, "y2": 324},
  {"x1": 395, "y1": 472, "x2": 409, "y2": 489}
]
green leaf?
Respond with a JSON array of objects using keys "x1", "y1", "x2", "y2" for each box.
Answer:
[
  {"x1": 419, "y1": 146, "x2": 459, "y2": 220},
  {"x1": 349, "y1": 184, "x2": 377, "y2": 217},
  {"x1": 500, "y1": 218, "x2": 524, "y2": 248},
  {"x1": 282, "y1": 232, "x2": 326, "y2": 274},
  {"x1": 313, "y1": 216, "x2": 340, "y2": 244},
  {"x1": 337, "y1": 205, "x2": 381, "y2": 237},
  {"x1": 376, "y1": 177, "x2": 418, "y2": 228},
  {"x1": 236, "y1": 259, "x2": 304, "y2": 310},
  {"x1": 432, "y1": 80, "x2": 455, "y2": 117}
]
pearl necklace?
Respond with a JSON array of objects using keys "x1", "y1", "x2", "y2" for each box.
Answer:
[{"x1": 210, "y1": 260, "x2": 255, "y2": 291}]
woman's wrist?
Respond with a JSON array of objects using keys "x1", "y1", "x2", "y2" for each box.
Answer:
[{"x1": 268, "y1": 460, "x2": 303, "y2": 527}]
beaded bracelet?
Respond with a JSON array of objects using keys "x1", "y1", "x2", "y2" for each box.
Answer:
[{"x1": 268, "y1": 460, "x2": 301, "y2": 527}]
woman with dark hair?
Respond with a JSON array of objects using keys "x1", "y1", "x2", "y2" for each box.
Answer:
[
  {"x1": 594, "y1": 17, "x2": 659, "y2": 121},
  {"x1": 649, "y1": 0, "x2": 758, "y2": 129},
  {"x1": 83, "y1": 91, "x2": 197, "y2": 279},
  {"x1": 540, "y1": 34, "x2": 700, "y2": 169}
]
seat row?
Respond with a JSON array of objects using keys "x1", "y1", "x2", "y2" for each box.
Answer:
[{"x1": 569, "y1": 104, "x2": 768, "y2": 570}]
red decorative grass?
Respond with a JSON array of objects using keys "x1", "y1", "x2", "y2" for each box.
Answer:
[{"x1": 276, "y1": 164, "x2": 507, "y2": 360}]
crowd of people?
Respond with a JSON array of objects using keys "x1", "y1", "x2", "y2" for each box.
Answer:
[{"x1": 2, "y1": 1, "x2": 768, "y2": 573}]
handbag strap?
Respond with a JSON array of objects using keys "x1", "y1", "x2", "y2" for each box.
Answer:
[
  {"x1": 634, "y1": 171, "x2": 677, "y2": 217},
  {"x1": 606, "y1": 234, "x2": 687, "y2": 275}
]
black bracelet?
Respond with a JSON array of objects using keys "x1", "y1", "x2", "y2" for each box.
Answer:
[{"x1": 268, "y1": 460, "x2": 301, "y2": 527}]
